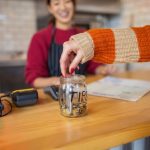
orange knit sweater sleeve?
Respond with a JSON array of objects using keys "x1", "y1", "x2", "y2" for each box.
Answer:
[{"x1": 87, "y1": 25, "x2": 150, "y2": 64}]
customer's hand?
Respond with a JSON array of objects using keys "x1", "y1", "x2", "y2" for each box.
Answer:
[
  {"x1": 60, "y1": 40, "x2": 84, "y2": 76},
  {"x1": 95, "y1": 64, "x2": 117, "y2": 75}
]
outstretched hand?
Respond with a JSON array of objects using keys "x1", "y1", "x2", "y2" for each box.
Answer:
[{"x1": 60, "y1": 40, "x2": 84, "y2": 77}]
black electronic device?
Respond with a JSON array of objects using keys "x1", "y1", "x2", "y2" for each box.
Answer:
[
  {"x1": 44, "y1": 86, "x2": 59, "y2": 101},
  {"x1": 0, "y1": 88, "x2": 38, "y2": 117},
  {"x1": 11, "y1": 88, "x2": 38, "y2": 107}
]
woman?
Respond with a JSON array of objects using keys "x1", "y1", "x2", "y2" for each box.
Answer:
[
  {"x1": 60, "y1": 26, "x2": 150, "y2": 76},
  {"x1": 25, "y1": 0, "x2": 116, "y2": 88}
]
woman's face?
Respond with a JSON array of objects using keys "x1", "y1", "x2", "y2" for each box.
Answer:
[{"x1": 48, "y1": 0, "x2": 74, "y2": 26}]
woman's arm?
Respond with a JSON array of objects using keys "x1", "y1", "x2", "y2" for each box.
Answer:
[
  {"x1": 25, "y1": 34, "x2": 48, "y2": 87},
  {"x1": 33, "y1": 77, "x2": 60, "y2": 88},
  {"x1": 71, "y1": 25, "x2": 150, "y2": 64},
  {"x1": 25, "y1": 33, "x2": 60, "y2": 88},
  {"x1": 60, "y1": 26, "x2": 150, "y2": 76}
]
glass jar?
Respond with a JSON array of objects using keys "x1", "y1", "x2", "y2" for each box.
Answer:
[{"x1": 59, "y1": 75, "x2": 87, "y2": 117}]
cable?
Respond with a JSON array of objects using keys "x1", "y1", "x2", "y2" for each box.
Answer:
[{"x1": 0, "y1": 93, "x2": 12, "y2": 117}]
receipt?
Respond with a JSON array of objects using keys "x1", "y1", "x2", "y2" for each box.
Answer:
[{"x1": 87, "y1": 76, "x2": 150, "y2": 101}]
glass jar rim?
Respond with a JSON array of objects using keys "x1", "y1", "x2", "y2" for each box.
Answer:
[{"x1": 60, "y1": 74, "x2": 85, "y2": 84}]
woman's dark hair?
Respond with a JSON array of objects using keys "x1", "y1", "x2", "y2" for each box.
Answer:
[{"x1": 46, "y1": 0, "x2": 76, "y2": 25}]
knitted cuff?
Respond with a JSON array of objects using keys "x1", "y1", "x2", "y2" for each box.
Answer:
[{"x1": 70, "y1": 32, "x2": 94, "y2": 64}]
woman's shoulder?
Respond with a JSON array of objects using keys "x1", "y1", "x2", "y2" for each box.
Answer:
[
  {"x1": 33, "y1": 25, "x2": 52, "y2": 39},
  {"x1": 30, "y1": 24, "x2": 53, "y2": 45}
]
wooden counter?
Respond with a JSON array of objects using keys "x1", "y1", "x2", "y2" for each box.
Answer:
[{"x1": 1, "y1": 70, "x2": 150, "y2": 150}]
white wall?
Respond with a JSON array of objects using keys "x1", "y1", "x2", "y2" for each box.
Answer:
[{"x1": 0, "y1": 0, "x2": 36, "y2": 56}]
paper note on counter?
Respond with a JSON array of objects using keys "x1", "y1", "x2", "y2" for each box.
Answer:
[{"x1": 87, "y1": 76, "x2": 150, "y2": 101}]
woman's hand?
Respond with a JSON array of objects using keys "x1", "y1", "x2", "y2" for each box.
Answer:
[
  {"x1": 33, "y1": 77, "x2": 60, "y2": 88},
  {"x1": 60, "y1": 40, "x2": 84, "y2": 77},
  {"x1": 95, "y1": 64, "x2": 117, "y2": 75},
  {"x1": 60, "y1": 32, "x2": 94, "y2": 76},
  {"x1": 51, "y1": 77, "x2": 60, "y2": 86}
]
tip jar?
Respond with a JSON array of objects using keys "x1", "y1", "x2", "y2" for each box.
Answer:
[{"x1": 59, "y1": 75, "x2": 87, "y2": 117}]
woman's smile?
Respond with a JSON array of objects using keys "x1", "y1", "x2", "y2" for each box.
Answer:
[{"x1": 49, "y1": 0, "x2": 74, "y2": 28}]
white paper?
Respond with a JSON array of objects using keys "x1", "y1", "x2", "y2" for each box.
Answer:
[{"x1": 87, "y1": 76, "x2": 150, "y2": 101}]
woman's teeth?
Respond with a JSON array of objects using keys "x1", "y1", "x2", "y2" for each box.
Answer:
[{"x1": 59, "y1": 11, "x2": 69, "y2": 18}]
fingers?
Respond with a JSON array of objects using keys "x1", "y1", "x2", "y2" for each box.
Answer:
[
  {"x1": 60, "y1": 55, "x2": 69, "y2": 77},
  {"x1": 60, "y1": 40, "x2": 83, "y2": 76},
  {"x1": 51, "y1": 77, "x2": 60, "y2": 86},
  {"x1": 69, "y1": 51, "x2": 83, "y2": 73},
  {"x1": 95, "y1": 64, "x2": 117, "y2": 75},
  {"x1": 106, "y1": 65, "x2": 117, "y2": 74},
  {"x1": 60, "y1": 41, "x2": 75, "y2": 76}
]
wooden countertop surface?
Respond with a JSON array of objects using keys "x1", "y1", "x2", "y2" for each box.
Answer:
[{"x1": 1, "y1": 70, "x2": 150, "y2": 150}]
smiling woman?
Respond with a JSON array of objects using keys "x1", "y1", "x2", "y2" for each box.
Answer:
[
  {"x1": 46, "y1": 0, "x2": 76, "y2": 27},
  {"x1": 25, "y1": 0, "x2": 104, "y2": 88}
]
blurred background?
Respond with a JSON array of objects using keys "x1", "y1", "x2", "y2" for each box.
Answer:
[
  {"x1": 0, "y1": 0, "x2": 150, "y2": 92},
  {"x1": 0, "y1": 1, "x2": 150, "y2": 149}
]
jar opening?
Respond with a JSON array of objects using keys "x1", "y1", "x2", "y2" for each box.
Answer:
[{"x1": 60, "y1": 74, "x2": 85, "y2": 84}]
